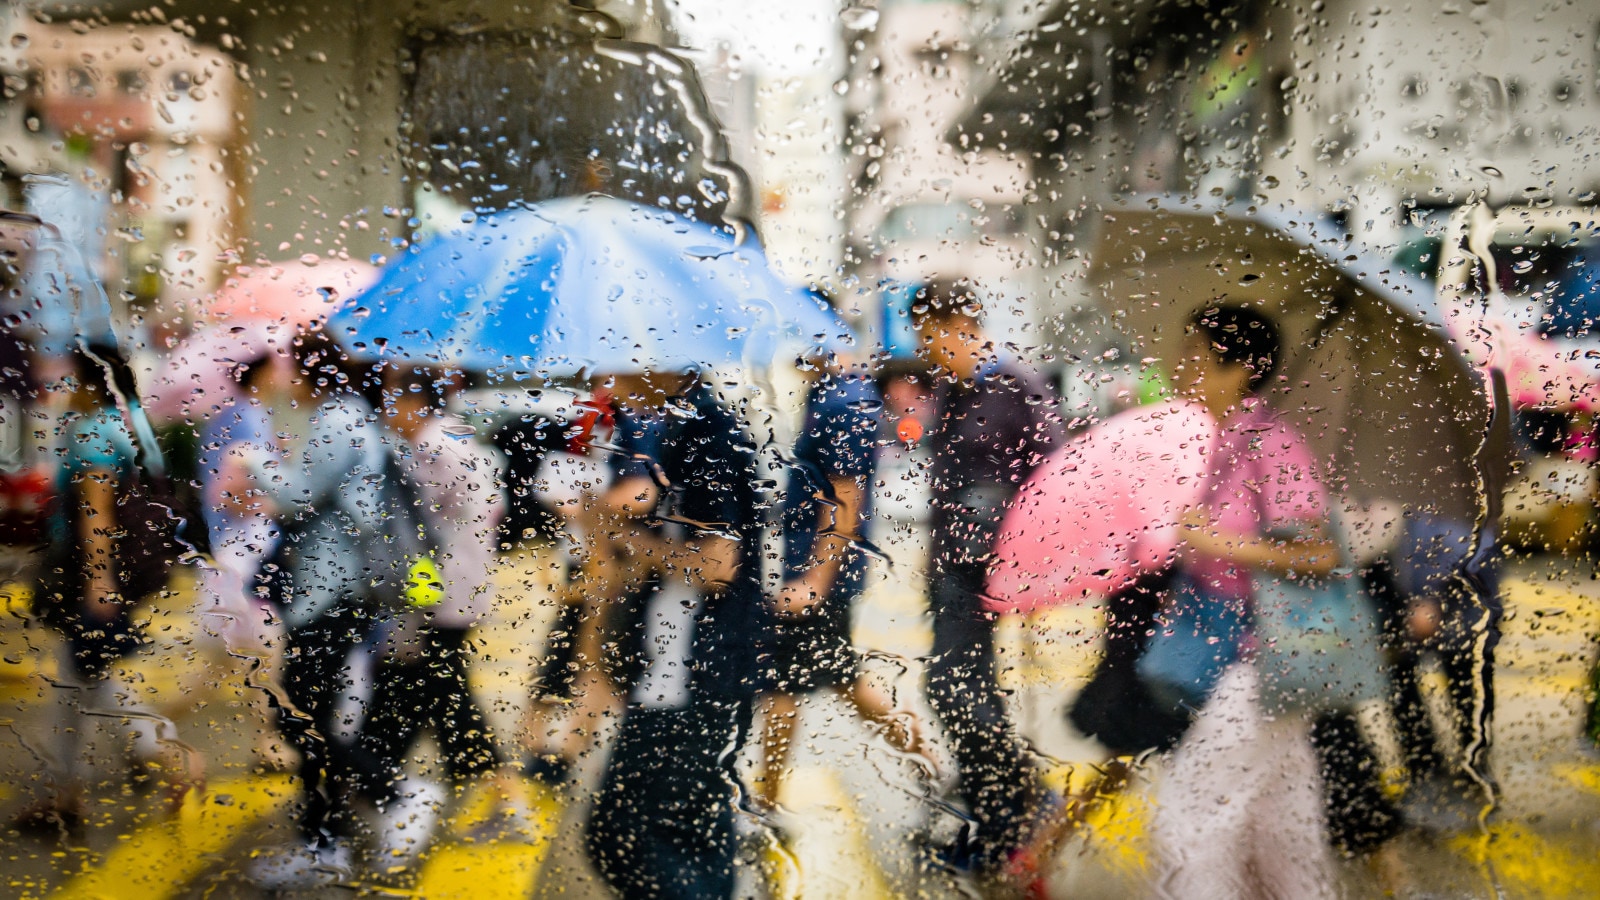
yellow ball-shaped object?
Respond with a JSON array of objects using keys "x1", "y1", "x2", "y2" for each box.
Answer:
[{"x1": 405, "y1": 556, "x2": 445, "y2": 608}]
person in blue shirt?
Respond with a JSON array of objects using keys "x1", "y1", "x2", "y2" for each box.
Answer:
[
  {"x1": 580, "y1": 366, "x2": 765, "y2": 900},
  {"x1": 752, "y1": 356, "x2": 928, "y2": 813}
]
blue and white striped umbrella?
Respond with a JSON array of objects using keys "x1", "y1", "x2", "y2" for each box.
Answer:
[{"x1": 329, "y1": 195, "x2": 849, "y2": 374}]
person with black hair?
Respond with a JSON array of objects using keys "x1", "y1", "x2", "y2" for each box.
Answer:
[
  {"x1": 752, "y1": 351, "x2": 930, "y2": 819},
  {"x1": 223, "y1": 329, "x2": 393, "y2": 889},
  {"x1": 579, "y1": 366, "x2": 765, "y2": 900},
  {"x1": 910, "y1": 279, "x2": 1066, "y2": 885},
  {"x1": 351, "y1": 364, "x2": 523, "y2": 863},
  {"x1": 16, "y1": 344, "x2": 200, "y2": 835},
  {"x1": 1150, "y1": 304, "x2": 1345, "y2": 899}
]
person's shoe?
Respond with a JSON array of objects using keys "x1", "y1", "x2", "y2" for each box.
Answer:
[
  {"x1": 9, "y1": 799, "x2": 85, "y2": 842},
  {"x1": 372, "y1": 779, "x2": 446, "y2": 868},
  {"x1": 247, "y1": 838, "x2": 354, "y2": 890}
]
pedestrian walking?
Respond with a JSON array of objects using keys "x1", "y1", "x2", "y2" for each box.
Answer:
[
  {"x1": 351, "y1": 365, "x2": 525, "y2": 866},
  {"x1": 911, "y1": 279, "x2": 1066, "y2": 881},
  {"x1": 15, "y1": 345, "x2": 200, "y2": 835},
  {"x1": 754, "y1": 354, "x2": 929, "y2": 815},
  {"x1": 579, "y1": 367, "x2": 766, "y2": 900},
  {"x1": 227, "y1": 331, "x2": 391, "y2": 889},
  {"x1": 1149, "y1": 305, "x2": 1342, "y2": 899}
]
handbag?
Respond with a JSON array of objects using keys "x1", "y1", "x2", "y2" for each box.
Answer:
[
  {"x1": 1246, "y1": 440, "x2": 1386, "y2": 715},
  {"x1": 1253, "y1": 564, "x2": 1386, "y2": 716},
  {"x1": 1135, "y1": 571, "x2": 1249, "y2": 712}
]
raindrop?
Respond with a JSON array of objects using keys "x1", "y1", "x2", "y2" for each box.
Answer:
[
  {"x1": 683, "y1": 245, "x2": 731, "y2": 260},
  {"x1": 840, "y1": 6, "x2": 879, "y2": 29}
]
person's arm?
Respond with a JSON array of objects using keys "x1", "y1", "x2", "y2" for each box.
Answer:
[
  {"x1": 568, "y1": 472, "x2": 739, "y2": 685},
  {"x1": 776, "y1": 474, "x2": 866, "y2": 616},
  {"x1": 77, "y1": 467, "x2": 123, "y2": 622},
  {"x1": 1178, "y1": 507, "x2": 1339, "y2": 577}
]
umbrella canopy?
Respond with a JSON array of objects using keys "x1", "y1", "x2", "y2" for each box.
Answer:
[
  {"x1": 198, "y1": 258, "x2": 377, "y2": 325},
  {"x1": 328, "y1": 194, "x2": 849, "y2": 375},
  {"x1": 1087, "y1": 199, "x2": 1493, "y2": 525},
  {"x1": 985, "y1": 399, "x2": 1214, "y2": 614},
  {"x1": 144, "y1": 322, "x2": 298, "y2": 423}
]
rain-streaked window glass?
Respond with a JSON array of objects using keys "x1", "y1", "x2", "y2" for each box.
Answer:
[{"x1": 0, "y1": 1, "x2": 1597, "y2": 897}]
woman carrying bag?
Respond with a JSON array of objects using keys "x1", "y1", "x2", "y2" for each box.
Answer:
[{"x1": 1146, "y1": 305, "x2": 1348, "y2": 899}]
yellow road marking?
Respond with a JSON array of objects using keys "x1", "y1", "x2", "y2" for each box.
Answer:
[
  {"x1": 1079, "y1": 789, "x2": 1151, "y2": 878},
  {"x1": 46, "y1": 773, "x2": 294, "y2": 900},
  {"x1": 1449, "y1": 822, "x2": 1600, "y2": 900},
  {"x1": 1556, "y1": 762, "x2": 1600, "y2": 795},
  {"x1": 406, "y1": 779, "x2": 564, "y2": 900}
]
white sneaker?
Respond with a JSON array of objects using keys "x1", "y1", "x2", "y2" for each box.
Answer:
[
  {"x1": 248, "y1": 838, "x2": 354, "y2": 890},
  {"x1": 372, "y1": 779, "x2": 446, "y2": 866}
]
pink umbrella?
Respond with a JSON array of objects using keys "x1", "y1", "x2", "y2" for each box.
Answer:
[
  {"x1": 983, "y1": 399, "x2": 1216, "y2": 615},
  {"x1": 1479, "y1": 317, "x2": 1598, "y2": 413},
  {"x1": 144, "y1": 322, "x2": 297, "y2": 423},
  {"x1": 198, "y1": 257, "x2": 375, "y2": 325}
]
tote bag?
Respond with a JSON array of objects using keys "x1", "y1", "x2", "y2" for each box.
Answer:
[
  {"x1": 1135, "y1": 572, "x2": 1249, "y2": 712},
  {"x1": 1253, "y1": 565, "x2": 1386, "y2": 716}
]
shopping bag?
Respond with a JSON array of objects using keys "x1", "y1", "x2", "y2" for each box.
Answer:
[{"x1": 1253, "y1": 569, "x2": 1386, "y2": 716}]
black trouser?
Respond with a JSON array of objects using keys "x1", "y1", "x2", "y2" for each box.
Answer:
[
  {"x1": 1370, "y1": 564, "x2": 1500, "y2": 781},
  {"x1": 585, "y1": 697, "x2": 751, "y2": 900},
  {"x1": 276, "y1": 612, "x2": 369, "y2": 843},
  {"x1": 1311, "y1": 711, "x2": 1403, "y2": 856},
  {"x1": 355, "y1": 625, "x2": 501, "y2": 804},
  {"x1": 925, "y1": 557, "x2": 1037, "y2": 868}
]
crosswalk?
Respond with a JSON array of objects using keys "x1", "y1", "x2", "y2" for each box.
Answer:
[
  {"x1": 46, "y1": 774, "x2": 295, "y2": 900},
  {"x1": 8, "y1": 558, "x2": 1600, "y2": 898}
]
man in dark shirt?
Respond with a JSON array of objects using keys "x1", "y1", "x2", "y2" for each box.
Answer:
[
  {"x1": 914, "y1": 279, "x2": 1066, "y2": 877},
  {"x1": 579, "y1": 367, "x2": 765, "y2": 900}
]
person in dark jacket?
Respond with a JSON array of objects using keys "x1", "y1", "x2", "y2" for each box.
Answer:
[
  {"x1": 912, "y1": 279, "x2": 1066, "y2": 879},
  {"x1": 580, "y1": 366, "x2": 765, "y2": 900}
]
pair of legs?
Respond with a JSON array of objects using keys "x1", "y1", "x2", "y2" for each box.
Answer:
[
  {"x1": 756, "y1": 678, "x2": 924, "y2": 810},
  {"x1": 1369, "y1": 563, "x2": 1500, "y2": 786},
  {"x1": 1153, "y1": 662, "x2": 1336, "y2": 900},
  {"x1": 585, "y1": 697, "x2": 751, "y2": 900},
  {"x1": 755, "y1": 592, "x2": 926, "y2": 810},
  {"x1": 18, "y1": 595, "x2": 201, "y2": 831},
  {"x1": 355, "y1": 625, "x2": 502, "y2": 795},
  {"x1": 273, "y1": 611, "x2": 371, "y2": 845},
  {"x1": 924, "y1": 558, "x2": 1042, "y2": 871}
]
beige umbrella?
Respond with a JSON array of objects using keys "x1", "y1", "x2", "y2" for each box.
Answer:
[{"x1": 1087, "y1": 199, "x2": 1504, "y2": 525}]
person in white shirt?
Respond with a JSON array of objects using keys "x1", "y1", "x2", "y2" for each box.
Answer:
[{"x1": 351, "y1": 365, "x2": 517, "y2": 864}]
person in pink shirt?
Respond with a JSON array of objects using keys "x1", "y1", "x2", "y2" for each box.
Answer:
[{"x1": 1150, "y1": 305, "x2": 1345, "y2": 900}]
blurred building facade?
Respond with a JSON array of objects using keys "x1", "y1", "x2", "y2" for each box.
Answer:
[
  {"x1": 1, "y1": 0, "x2": 747, "y2": 343},
  {"x1": 962, "y1": 0, "x2": 1600, "y2": 276},
  {"x1": 837, "y1": 0, "x2": 1047, "y2": 354},
  {"x1": 0, "y1": 14, "x2": 243, "y2": 338}
]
